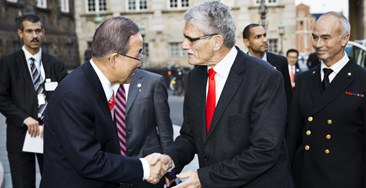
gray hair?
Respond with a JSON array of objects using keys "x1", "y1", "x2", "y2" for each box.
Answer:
[
  {"x1": 319, "y1": 11, "x2": 350, "y2": 37},
  {"x1": 92, "y1": 17, "x2": 139, "y2": 60},
  {"x1": 183, "y1": 0, "x2": 236, "y2": 48}
]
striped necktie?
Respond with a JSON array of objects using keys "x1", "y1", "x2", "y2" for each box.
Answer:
[
  {"x1": 115, "y1": 85, "x2": 127, "y2": 156},
  {"x1": 29, "y1": 58, "x2": 47, "y2": 123}
]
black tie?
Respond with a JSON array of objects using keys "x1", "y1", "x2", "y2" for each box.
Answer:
[{"x1": 322, "y1": 68, "x2": 333, "y2": 89}]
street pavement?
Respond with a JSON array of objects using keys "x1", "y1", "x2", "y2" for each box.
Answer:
[{"x1": 0, "y1": 93, "x2": 198, "y2": 188}]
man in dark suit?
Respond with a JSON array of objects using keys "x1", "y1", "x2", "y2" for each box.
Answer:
[
  {"x1": 286, "y1": 12, "x2": 366, "y2": 188},
  {"x1": 116, "y1": 68, "x2": 173, "y2": 188},
  {"x1": 286, "y1": 48, "x2": 302, "y2": 89},
  {"x1": 242, "y1": 24, "x2": 292, "y2": 113},
  {"x1": 40, "y1": 17, "x2": 169, "y2": 188},
  {"x1": 157, "y1": 1, "x2": 293, "y2": 187},
  {"x1": 0, "y1": 13, "x2": 67, "y2": 188}
]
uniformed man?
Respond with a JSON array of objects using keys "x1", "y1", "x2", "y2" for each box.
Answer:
[{"x1": 286, "y1": 11, "x2": 366, "y2": 188}]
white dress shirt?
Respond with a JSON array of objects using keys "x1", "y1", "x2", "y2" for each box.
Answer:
[
  {"x1": 320, "y1": 52, "x2": 349, "y2": 83},
  {"x1": 89, "y1": 60, "x2": 149, "y2": 180},
  {"x1": 23, "y1": 46, "x2": 45, "y2": 82},
  {"x1": 207, "y1": 47, "x2": 238, "y2": 104}
]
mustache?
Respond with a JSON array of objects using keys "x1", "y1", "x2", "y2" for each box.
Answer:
[{"x1": 31, "y1": 39, "x2": 39, "y2": 42}]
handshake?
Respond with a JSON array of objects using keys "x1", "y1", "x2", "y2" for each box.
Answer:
[{"x1": 144, "y1": 153, "x2": 173, "y2": 184}]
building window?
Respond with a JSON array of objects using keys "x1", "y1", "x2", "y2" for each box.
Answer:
[
  {"x1": 42, "y1": 43, "x2": 52, "y2": 54},
  {"x1": 268, "y1": 39, "x2": 278, "y2": 53},
  {"x1": 169, "y1": 0, "x2": 189, "y2": 9},
  {"x1": 66, "y1": 44, "x2": 74, "y2": 61},
  {"x1": 128, "y1": 0, "x2": 147, "y2": 11},
  {"x1": 254, "y1": 0, "x2": 277, "y2": 6},
  {"x1": 299, "y1": 11, "x2": 305, "y2": 17},
  {"x1": 60, "y1": 0, "x2": 69, "y2": 13},
  {"x1": 169, "y1": 42, "x2": 186, "y2": 57},
  {"x1": 36, "y1": 0, "x2": 47, "y2": 8},
  {"x1": 143, "y1": 43, "x2": 149, "y2": 57},
  {"x1": 87, "y1": 0, "x2": 107, "y2": 13}
]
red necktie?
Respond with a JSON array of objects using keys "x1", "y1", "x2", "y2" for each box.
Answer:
[
  {"x1": 206, "y1": 68, "x2": 216, "y2": 134},
  {"x1": 115, "y1": 85, "x2": 127, "y2": 156},
  {"x1": 109, "y1": 91, "x2": 114, "y2": 119},
  {"x1": 290, "y1": 66, "x2": 295, "y2": 88}
]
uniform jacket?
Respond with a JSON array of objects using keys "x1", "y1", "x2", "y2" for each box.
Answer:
[
  {"x1": 166, "y1": 47, "x2": 294, "y2": 188},
  {"x1": 40, "y1": 62, "x2": 143, "y2": 188},
  {"x1": 0, "y1": 49, "x2": 67, "y2": 153},
  {"x1": 287, "y1": 59, "x2": 366, "y2": 188},
  {"x1": 125, "y1": 69, "x2": 173, "y2": 188}
]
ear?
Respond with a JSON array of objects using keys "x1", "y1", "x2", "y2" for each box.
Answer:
[
  {"x1": 41, "y1": 28, "x2": 45, "y2": 37},
  {"x1": 341, "y1": 33, "x2": 350, "y2": 47},
  {"x1": 213, "y1": 35, "x2": 224, "y2": 51},
  {"x1": 109, "y1": 53, "x2": 119, "y2": 68},
  {"x1": 17, "y1": 29, "x2": 23, "y2": 39},
  {"x1": 243, "y1": 38, "x2": 250, "y2": 47}
]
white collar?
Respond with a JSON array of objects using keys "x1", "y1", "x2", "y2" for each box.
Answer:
[
  {"x1": 22, "y1": 46, "x2": 42, "y2": 64},
  {"x1": 89, "y1": 59, "x2": 113, "y2": 101}
]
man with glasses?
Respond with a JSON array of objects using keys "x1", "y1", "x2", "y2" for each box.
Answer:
[
  {"x1": 156, "y1": 1, "x2": 293, "y2": 187},
  {"x1": 40, "y1": 17, "x2": 170, "y2": 188}
]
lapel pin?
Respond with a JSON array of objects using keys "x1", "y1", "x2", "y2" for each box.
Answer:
[
  {"x1": 348, "y1": 72, "x2": 352, "y2": 76},
  {"x1": 137, "y1": 83, "x2": 142, "y2": 88},
  {"x1": 346, "y1": 92, "x2": 364, "y2": 98},
  {"x1": 273, "y1": 66, "x2": 277, "y2": 69},
  {"x1": 313, "y1": 71, "x2": 316, "y2": 74}
]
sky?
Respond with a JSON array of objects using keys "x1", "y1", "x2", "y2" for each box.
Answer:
[{"x1": 295, "y1": 0, "x2": 349, "y2": 19}]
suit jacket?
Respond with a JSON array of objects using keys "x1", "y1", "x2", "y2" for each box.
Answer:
[
  {"x1": 125, "y1": 69, "x2": 173, "y2": 188},
  {"x1": 0, "y1": 49, "x2": 67, "y2": 153},
  {"x1": 267, "y1": 52, "x2": 293, "y2": 113},
  {"x1": 287, "y1": 59, "x2": 366, "y2": 188},
  {"x1": 40, "y1": 62, "x2": 143, "y2": 188},
  {"x1": 166, "y1": 47, "x2": 293, "y2": 188}
]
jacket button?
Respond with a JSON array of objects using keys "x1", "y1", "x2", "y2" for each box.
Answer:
[
  {"x1": 308, "y1": 116, "x2": 313, "y2": 122},
  {"x1": 327, "y1": 120, "x2": 332, "y2": 125},
  {"x1": 305, "y1": 145, "x2": 310, "y2": 150},
  {"x1": 325, "y1": 149, "x2": 330, "y2": 154},
  {"x1": 306, "y1": 130, "x2": 311, "y2": 135},
  {"x1": 326, "y1": 134, "x2": 331, "y2": 139},
  {"x1": 204, "y1": 156, "x2": 209, "y2": 161}
]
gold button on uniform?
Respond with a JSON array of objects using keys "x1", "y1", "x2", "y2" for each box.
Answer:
[
  {"x1": 326, "y1": 134, "x2": 331, "y2": 139},
  {"x1": 305, "y1": 145, "x2": 310, "y2": 150},
  {"x1": 306, "y1": 130, "x2": 311, "y2": 135},
  {"x1": 308, "y1": 116, "x2": 313, "y2": 122},
  {"x1": 327, "y1": 120, "x2": 332, "y2": 125},
  {"x1": 325, "y1": 149, "x2": 330, "y2": 154}
]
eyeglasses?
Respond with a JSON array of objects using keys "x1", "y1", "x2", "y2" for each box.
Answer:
[
  {"x1": 117, "y1": 52, "x2": 143, "y2": 63},
  {"x1": 184, "y1": 33, "x2": 218, "y2": 43}
]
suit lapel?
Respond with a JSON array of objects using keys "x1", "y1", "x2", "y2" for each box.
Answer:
[
  {"x1": 82, "y1": 62, "x2": 120, "y2": 151},
  {"x1": 206, "y1": 50, "x2": 246, "y2": 141},
  {"x1": 17, "y1": 50, "x2": 37, "y2": 98},
  {"x1": 308, "y1": 66, "x2": 323, "y2": 109},
  {"x1": 310, "y1": 61, "x2": 355, "y2": 115},
  {"x1": 126, "y1": 69, "x2": 143, "y2": 114}
]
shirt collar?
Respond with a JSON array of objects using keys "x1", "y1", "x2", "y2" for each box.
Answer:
[
  {"x1": 22, "y1": 46, "x2": 42, "y2": 64},
  {"x1": 320, "y1": 52, "x2": 349, "y2": 74},
  {"x1": 208, "y1": 46, "x2": 237, "y2": 78},
  {"x1": 248, "y1": 51, "x2": 267, "y2": 62},
  {"x1": 89, "y1": 59, "x2": 113, "y2": 101}
]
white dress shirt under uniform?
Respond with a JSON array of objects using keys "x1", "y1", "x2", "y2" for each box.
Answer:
[
  {"x1": 89, "y1": 59, "x2": 149, "y2": 180},
  {"x1": 320, "y1": 52, "x2": 349, "y2": 83}
]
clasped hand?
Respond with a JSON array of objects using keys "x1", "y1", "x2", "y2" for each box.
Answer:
[{"x1": 144, "y1": 153, "x2": 172, "y2": 184}]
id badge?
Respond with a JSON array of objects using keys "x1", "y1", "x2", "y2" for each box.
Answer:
[
  {"x1": 45, "y1": 78, "x2": 58, "y2": 91},
  {"x1": 38, "y1": 94, "x2": 45, "y2": 105}
]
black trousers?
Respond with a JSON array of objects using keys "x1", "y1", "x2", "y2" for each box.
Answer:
[{"x1": 8, "y1": 152, "x2": 43, "y2": 188}]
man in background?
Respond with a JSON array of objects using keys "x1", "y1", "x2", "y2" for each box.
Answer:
[
  {"x1": 286, "y1": 48, "x2": 302, "y2": 89},
  {"x1": 114, "y1": 68, "x2": 173, "y2": 188},
  {"x1": 0, "y1": 13, "x2": 68, "y2": 188},
  {"x1": 243, "y1": 24, "x2": 292, "y2": 114}
]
